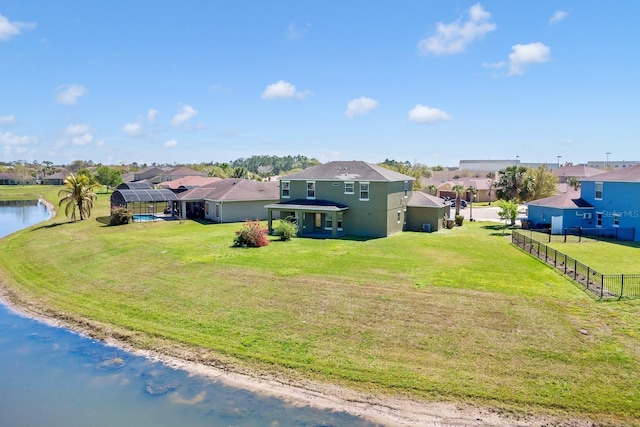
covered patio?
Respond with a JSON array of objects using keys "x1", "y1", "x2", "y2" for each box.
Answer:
[{"x1": 265, "y1": 199, "x2": 349, "y2": 238}]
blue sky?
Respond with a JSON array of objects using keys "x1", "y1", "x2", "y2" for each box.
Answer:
[{"x1": 1, "y1": 1, "x2": 639, "y2": 167}]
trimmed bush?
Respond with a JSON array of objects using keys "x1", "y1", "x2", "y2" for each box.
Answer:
[
  {"x1": 234, "y1": 220, "x2": 270, "y2": 247},
  {"x1": 109, "y1": 207, "x2": 131, "y2": 226},
  {"x1": 273, "y1": 219, "x2": 298, "y2": 241},
  {"x1": 455, "y1": 215, "x2": 464, "y2": 226}
]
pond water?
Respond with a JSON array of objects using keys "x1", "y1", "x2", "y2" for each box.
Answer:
[{"x1": 0, "y1": 201, "x2": 376, "y2": 427}]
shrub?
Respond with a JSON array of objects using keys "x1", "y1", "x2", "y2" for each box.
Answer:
[
  {"x1": 109, "y1": 207, "x2": 131, "y2": 226},
  {"x1": 273, "y1": 218, "x2": 297, "y2": 241},
  {"x1": 234, "y1": 219, "x2": 270, "y2": 247},
  {"x1": 455, "y1": 215, "x2": 464, "y2": 226}
]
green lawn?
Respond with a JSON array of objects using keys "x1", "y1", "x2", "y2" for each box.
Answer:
[
  {"x1": 1, "y1": 186, "x2": 640, "y2": 424},
  {"x1": 527, "y1": 230, "x2": 640, "y2": 274}
]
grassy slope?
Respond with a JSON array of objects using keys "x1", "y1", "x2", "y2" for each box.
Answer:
[{"x1": 1, "y1": 186, "x2": 639, "y2": 423}]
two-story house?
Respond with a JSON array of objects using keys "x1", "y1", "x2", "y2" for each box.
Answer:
[
  {"x1": 526, "y1": 165, "x2": 640, "y2": 241},
  {"x1": 265, "y1": 161, "x2": 415, "y2": 238}
]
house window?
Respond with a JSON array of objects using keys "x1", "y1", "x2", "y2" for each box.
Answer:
[
  {"x1": 337, "y1": 212, "x2": 343, "y2": 229},
  {"x1": 281, "y1": 181, "x2": 290, "y2": 198},
  {"x1": 404, "y1": 181, "x2": 409, "y2": 197},
  {"x1": 596, "y1": 212, "x2": 603, "y2": 227},
  {"x1": 307, "y1": 181, "x2": 316, "y2": 199},
  {"x1": 315, "y1": 213, "x2": 321, "y2": 228},
  {"x1": 359, "y1": 182, "x2": 370, "y2": 200},
  {"x1": 595, "y1": 182, "x2": 603, "y2": 200},
  {"x1": 613, "y1": 214, "x2": 620, "y2": 227},
  {"x1": 325, "y1": 215, "x2": 333, "y2": 229},
  {"x1": 345, "y1": 182, "x2": 354, "y2": 194},
  {"x1": 215, "y1": 204, "x2": 220, "y2": 217}
]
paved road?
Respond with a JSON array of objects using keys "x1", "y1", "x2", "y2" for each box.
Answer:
[{"x1": 451, "y1": 204, "x2": 526, "y2": 224}]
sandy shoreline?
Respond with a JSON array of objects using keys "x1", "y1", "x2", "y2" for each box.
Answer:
[{"x1": 0, "y1": 284, "x2": 598, "y2": 427}]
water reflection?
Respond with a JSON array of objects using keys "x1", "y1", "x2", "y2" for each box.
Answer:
[{"x1": 0, "y1": 202, "x2": 377, "y2": 426}]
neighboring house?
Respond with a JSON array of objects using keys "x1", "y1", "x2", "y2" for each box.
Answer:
[
  {"x1": 436, "y1": 178, "x2": 494, "y2": 203},
  {"x1": 158, "y1": 176, "x2": 221, "y2": 192},
  {"x1": 42, "y1": 171, "x2": 68, "y2": 185},
  {"x1": 265, "y1": 161, "x2": 414, "y2": 238},
  {"x1": 554, "y1": 165, "x2": 603, "y2": 184},
  {"x1": 178, "y1": 178, "x2": 279, "y2": 222},
  {"x1": 0, "y1": 173, "x2": 36, "y2": 185},
  {"x1": 527, "y1": 165, "x2": 640, "y2": 241},
  {"x1": 159, "y1": 167, "x2": 206, "y2": 182},
  {"x1": 132, "y1": 167, "x2": 165, "y2": 182}
]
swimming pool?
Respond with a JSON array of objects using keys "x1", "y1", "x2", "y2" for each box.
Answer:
[{"x1": 132, "y1": 214, "x2": 158, "y2": 222}]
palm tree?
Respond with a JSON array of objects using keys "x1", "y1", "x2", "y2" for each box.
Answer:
[
  {"x1": 58, "y1": 173, "x2": 98, "y2": 221},
  {"x1": 452, "y1": 184, "x2": 465, "y2": 217},
  {"x1": 427, "y1": 184, "x2": 438, "y2": 196}
]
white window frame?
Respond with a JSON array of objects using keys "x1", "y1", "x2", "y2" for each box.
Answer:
[
  {"x1": 596, "y1": 212, "x2": 603, "y2": 227},
  {"x1": 344, "y1": 182, "x2": 354, "y2": 194},
  {"x1": 281, "y1": 181, "x2": 290, "y2": 199},
  {"x1": 306, "y1": 181, "x2": 316, "y2": 199},
  {"x1": 595, "y1": 182, "x2": 603, "y2": 200},
  {"x1": 613, "y1": 214, "x2": 620, "y2": 227},
  {"x1": 359, "y1": 182, "x2": 370, "y2": 201}
]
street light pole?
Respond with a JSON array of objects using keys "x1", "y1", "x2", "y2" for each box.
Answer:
[
  {"x1": 557, "y1": 155, "x2": 562, "y2": 168},
  {"x1": 606, "y1": 152, "x2": 611, "y2": 168}
]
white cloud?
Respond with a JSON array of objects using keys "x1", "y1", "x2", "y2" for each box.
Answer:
[
  {"x1": 171, "y1": 105, "x2": 198, "y2": 126},
  {"x1": 418, "y1": 3, "x2": 496, "y2": 55},
  {"x1": 164, "y1": 139, "x2": 178, "y2": 148},
  {"x1": 65, "y1": 123, "x2": 90, "y2": 135},
  {"x1": 550, "y1": 10, "x2": 569, "y2": 24},
  {"x1": 508, "y1": 42, "x2": 551, "y2": 75},
  {"x1": 122, "y1": 122, "x2": 143, "y2": 137},
  {"x1": 147, "y1": 108, "x2": 159, "y2": 123},
  {"x1": 0, "y1": 131, "x2": 36, "y2": 146},
  {"x1": 72, "y1": 132, "x2": 93, "y2": 146},
  {"x1": 55, "y1": 84, "x2": 87, "y2": 106},
  {"x1": 0, "y1": 14, "x2": 36, "y2": 41},
  {"x1": 262, "y1": 80, "x2": 311, "y2": 100},
  {"x1": 287, "y1": 22, "x2": 311, "y2": 40},
  {"x1": 345, "y1": 97, "x2": 379, "y2": 118},
  {"x1": 96, "y1": 139, "x2": 105, "y2": 147},
  {"x1": 408, "y1": 105, "x2": 452, "y2": 124},
  {"x1": 0, "y1": 115, "x2": 16, "y2": 124}
]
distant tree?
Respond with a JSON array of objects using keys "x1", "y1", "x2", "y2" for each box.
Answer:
[
  {"x1": 231, "y1": 167, "x2": 249, "y2": 179},
  {"x1": 567, "y1": 177, "x2": 581, "y2": 191},
  {"x1": 529, "y1": 165, "x2": 558, "y2": 201},
  {"x1": 494, "y1": 166, "x2": 533, "y2": 202},
  {"x1": 95, "y1": 166, "x2": 122, "y2": 192},
  {"x1": 58, "y1": 173, "x2": 99, "y2": 221},
  {"x1": 452, "y1": 184, "x2": 465, "y2": 216},
  {"x1": 68, "y1": 160, "x2": 94, "y2": 173},
  {"x1": 427, "y1": 184, "x2": 438, "y2": 196}
]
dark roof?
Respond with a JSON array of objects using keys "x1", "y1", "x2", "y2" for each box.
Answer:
[
  {"x1": 165, "y1": 167, "x2": 206, "y2": 177},
  {"x1": 111, "y1": 189, "x2": 178, "y2": 204},
  {"x1": 407, "y1": 192, "x2": 448, "y2": 208},
  {"x1": 282, "y1": 161, "x2": 414, "y2": 182},
  {"x1": 178, "y1": 179, "x2": 279, "y2": 202},
  {"x1": 264, "y1": 199, "x2": 350, "y2": 212},
  {"x1": 527, "y1": 190, "x2": 593, "y2": 209},
  {"x1": 117, "y1": 181, "x2": 155, "y2": 190},
  {"x1": 43, "y1": 172, "x2": 68, "y2": 180},
  {"x1": 580, "y1": 164, "x2": 640, "y2": 182}
]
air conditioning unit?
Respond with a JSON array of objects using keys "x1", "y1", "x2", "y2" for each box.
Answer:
[{"x1": 583, "y1": 213, "x2": 592, "y2": 220}]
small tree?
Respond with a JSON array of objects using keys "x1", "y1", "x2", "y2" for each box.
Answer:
[
  {"x1": 497, "y1": 199, "x2": 518, "y2": 226},
  {"x1": 273, "y1": 219, "x2": 297, "y2": 241},
  {"x1": 234, "y1": 219, "x2": 270, "y2": 247},
  {"x1": 452, "y1": 184, "x2": 465, "y2": 216}
]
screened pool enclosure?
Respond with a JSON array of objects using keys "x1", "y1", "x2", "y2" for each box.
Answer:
[{"x1": 110, "y1": 189, "x2": 179, "y2": 219}]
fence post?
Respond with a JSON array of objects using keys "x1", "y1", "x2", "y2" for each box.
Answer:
[
  {"x1": 564, "y1": 254, "x2": 567, "y2": 274},
  {"x1": 574, "y1": 259, "x2": 577, "y2": 280},
  {"x1": 545, "y1": 245, "x2": 548, "y2": 262},
  {"x1": 564, "y1": 228, "x2": 567, "y2": 243},
  {"x1": 587, "y1": 267, "x2": 590, "y2": 288},
  {"x1": 601, "y1": 274, "x2": 604, "y2": 299},
  {"x1": 620, "y1": 275, "x2": 624, "y2": 299}
]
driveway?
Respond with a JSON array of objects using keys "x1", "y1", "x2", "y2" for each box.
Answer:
[{"x1": 450, "y1": 204, "x2": 526, "y2": 224}]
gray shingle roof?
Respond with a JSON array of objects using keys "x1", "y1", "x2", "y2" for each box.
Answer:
[
  {"x1": 580, "y1": 164, "x2": 640, "y2": 182},
  {"x1": 282, "y1": 161, "x2": 414, "y2": 182},
  {"x1": 527, "y1": 190, "x2": 593, "y2": 209},
  {"x1": 407, "y1": 192, "x2": 448, "y2": 208},
  {"x1": 178, "y1": 179, "x2": 279, "y2": 202}
]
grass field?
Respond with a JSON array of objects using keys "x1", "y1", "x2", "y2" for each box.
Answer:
[{"x1": 1, "y1": 185, "x2": 640, "y2": 424}]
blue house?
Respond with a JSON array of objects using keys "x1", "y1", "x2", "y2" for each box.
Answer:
[{"x1": 526, "y1": 165, "x2": 640, "y2": 241}]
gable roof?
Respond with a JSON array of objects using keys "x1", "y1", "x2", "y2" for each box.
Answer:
[
  {"x1": 527, "y1": 190, "x2": 593, "y2": 209},
  {"x1": 165, "y1": 167, "x2": 205, "y2": 177},
  {"x1": 407, "y1": 192, "x2": 448, "y2": 208},
  {"x1": 580, "y1": 164, "x2": 640, "y2": 182},
  {"x1": 158, "y1": 176, "x2": 221, "y2": 189},
  {"x1": 282, "y1": 161, "x2": 414, "y2": 182},
  {"x1": 178, "y1": 179, "x2": 279, "y2": 201},
  {"x1": 555, "y1": 165, "x2": 604, "y2": 179}
]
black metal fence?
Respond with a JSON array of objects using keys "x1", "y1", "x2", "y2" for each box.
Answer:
[{"x1": 511, "y1": 231, "x2": 640, "y2": 299}]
